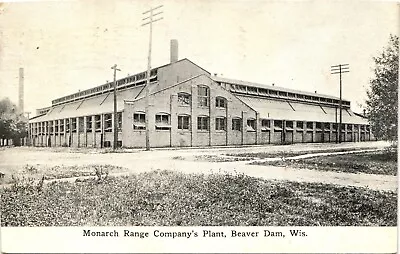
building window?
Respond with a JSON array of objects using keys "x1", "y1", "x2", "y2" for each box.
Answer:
[
  {"x1": 178, "y1": 115, "x2": 190, "y2": 130},
  {"x1": 178, "y1": 92, "x2": 191, "y2": 106},
  {"x1": 296, "y1": 121, "x2": 304, "y2": 129},
  {"x1": 261, "y1": 119, "x2": 270, "y2": 132},
  {"x1": 133, "y1": 112, "x2": 146, "y2": 130},
  {"x1": 60, "y1": 120, "x2": 64, "y2": 133},
  {"x1": 104, "y1": 114, "x2": 112, "y2": 132},
  {"x1": 316, "y1": 122, "x2": 322, "y2": 130},
  {"x1": 216, "y1": 97, "x2": 227, "y2": 108},
  {"x1": 248, "y1": 87, "x2": 258, "y2": 95},
  {"x1": 155, "y1": 113, "x2": 171, "y2": 130},
  {"x1": 117, "y1": 112, "x2": 122, "y2": 131},
  {"x1": 197, "y1": 116, "x2": 209, "y2": 131},
  {"x1": 71, "y1": 118, "x2": 77, "y2": 133},
  {"x1": 306, "y1": 122, "x2": 313, "y2": 130},
  {"x1": 198, "y1": 85, "x2": 209, "y2": 107},
  {"x1": 79, "y1": 117, "x2": 84, "y2": 133},
  {"x1": 232, "y1": 118, "x2": 242, "y2": 131},
  {"x1": 95, "y1": 115, "x2": 101, "y2": 132},
  {"x1": 66, "y1": 119, "x2": 70, "y2": 133},
  {"x1": 49, "y1": 121, "x2": 53, "y2": 134},
  {"x1": 286, "y1": 121, "x2": 294, "y2": 130},
  {"x1": 55, "y1": 121, "x2": 59, "y2": 134},
  {"x1": 323, "y1": 122, "x2": 331, "y2": 130},
  {"x1": 216, "y1": 117, "x2": 226, "y2": 131},
  {"x1": 247, "y1": 119, "x2": 256, "y2": 132},
  {"x1": 262, "y1": 119, "x2": 270, "y2": 128},
  {"x1": 86, "y1": 116, "x2": 92, "y2": 132},
  {"x1": 274, "y1": 120, "x2": 283, "y2": 130}
]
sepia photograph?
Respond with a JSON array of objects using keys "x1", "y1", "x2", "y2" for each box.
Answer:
[{"x1": 0, "y1": 0, "x2": 398, "y2": 252}]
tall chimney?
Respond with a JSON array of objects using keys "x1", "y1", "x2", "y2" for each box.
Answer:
[
  {"x1": 18, "y1": 67, "x2": 24, "y2": 113},
  {"x1": 170, "y1": 39, "x2": 178, "y2": 63}
]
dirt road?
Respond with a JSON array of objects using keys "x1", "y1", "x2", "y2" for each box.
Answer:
[{"x1": 0, "y1": 141, "x2": 396, "y2": 191}]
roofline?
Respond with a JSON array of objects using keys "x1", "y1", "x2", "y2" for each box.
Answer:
[
  {"x1": 211, "y1": 76, "x2": 350, "y2": 102},
  {"x1": 157, "y1": 58, "x2": 211, "y2": 75},
  {"x1": 29, "y1": 114, "x2": 46, "y2": 121},
  {"x1": 125, "y1": 73, "x2": 206, "y2": 104}
]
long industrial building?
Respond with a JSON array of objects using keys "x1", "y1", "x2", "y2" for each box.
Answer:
[{"x1": 29, "y1": 41, "x2": 373, "y2": 148}]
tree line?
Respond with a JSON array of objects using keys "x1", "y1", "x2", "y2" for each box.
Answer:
[{"x1": 0, "y1": 98, "x2": 28, "y2": 146}]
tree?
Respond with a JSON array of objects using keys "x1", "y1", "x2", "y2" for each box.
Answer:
[
  {"x1": 0, "y1": 97, "x2": 28, "y2": 145},
  {"x1": 366, "y1": 34, "x2": 399, "y2": 142}
]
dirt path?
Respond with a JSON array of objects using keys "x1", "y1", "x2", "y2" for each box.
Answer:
[{"x1": 0, "y1": 141, "x2": 396, "y2": 192}]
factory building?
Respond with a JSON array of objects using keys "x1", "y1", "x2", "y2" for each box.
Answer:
[{"x1": 28, "y1": 42, "x2": 373, "y2": 148}]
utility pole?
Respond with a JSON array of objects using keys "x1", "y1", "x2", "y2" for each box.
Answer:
[
  {"x1": 111, "y1": 64, "x2": 121, "y2": 150},
  {"x1": 142, "y1": 5, "x2": 163, "y2": 151},
  {"x1": 331, "y1": 64, "x2": 349, "y2": 143}
]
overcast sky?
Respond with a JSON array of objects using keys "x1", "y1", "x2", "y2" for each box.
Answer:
[{"x1": 0, "y1": 0, "x2": 398, "y2": 116}]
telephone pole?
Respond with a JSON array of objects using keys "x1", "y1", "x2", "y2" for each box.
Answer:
[
  {"x1": 331, "y1": 64, "x2": 349, "y2": 143},
  {"x1": 111, "y1": 64, "x2": 121, "y2": 150},
  {"x1": 142, "y1": 5, "x2": 163, "y2": 151}
]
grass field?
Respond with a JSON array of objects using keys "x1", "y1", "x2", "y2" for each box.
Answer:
[
  {"x1": 0, "y1": 164, "x2": 128, "y2": 185},
  {"x1": 1, "y1": 169, "x2": 396, "y2": 227},
  {"x1": 225, "y1": 147, "x2": 364, "y2": 159},
  {"x1": 251, "y1": 149, "x2": 397, "y2": 175}
]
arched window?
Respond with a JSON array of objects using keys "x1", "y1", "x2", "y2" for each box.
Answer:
[
  {"x1": 215, "y1": 96, "x2": 227, "y2": 108},
  {"x1": 178, "y1": 92, "x2": 191, "y2": 106},
  {"x1": 247, "y1": 118, "x2": 256, "y2": 132}
]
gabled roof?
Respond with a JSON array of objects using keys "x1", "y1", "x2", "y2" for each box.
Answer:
[
  {"x1": 157, "y1": 58, "x2": 210, "y2": 75},
  {"x1": 125, "y1": 74, "x2": 205, "y2": 104}
]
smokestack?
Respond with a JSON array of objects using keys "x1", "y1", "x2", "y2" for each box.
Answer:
[
  {"x1": 18, "y1": 67, "x2": 24, "y2": 113},
  {"x1": 170, "y1": 39, "x2": 178, "y2": 63}
]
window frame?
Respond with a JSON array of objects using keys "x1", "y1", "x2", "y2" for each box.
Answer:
[
  {"x1": 215, "y1": 96, "x2": 227, "y2": 109},
  {"x1": 155, "y1": 113, "x2": 171, "y2": 130},
  {"x1": 178, "y1": 114, "x2": 191, "y2": 130},
  {"x1": 246, "y1": 118, "x2": 256, "y2": 132},
  {"x1": 104, "y1": 113, "x2": 113, "y2": 132},
  {"x1": 198, "y1": 85, "x2": 210, "y2": 107},
  {"x1": 177, "y1": 92, "x2": 191, "y2": 106},
  {"x1": 232, "y1": 118, "x2": 242, "y2": 131},
  {"x1": 86, "y1": 116, "x2": 93, "y2": 133},
  {"x1": 215, "y1": 117, "x2": 227, "y2": 131},
  {"x1": 133, "y1": 112, "x2": 146, "y2": 130},
  {"x1": 197, "y1": 115, "x2": 210, "y2": 131}
]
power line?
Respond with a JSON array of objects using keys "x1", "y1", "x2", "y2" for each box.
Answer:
[
  {"x1": 331, "y1": 63, "x2": 349, "y2": 143},
  {"x1": 141, "y1": 5, "x2": 163, "y2": 151}
]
